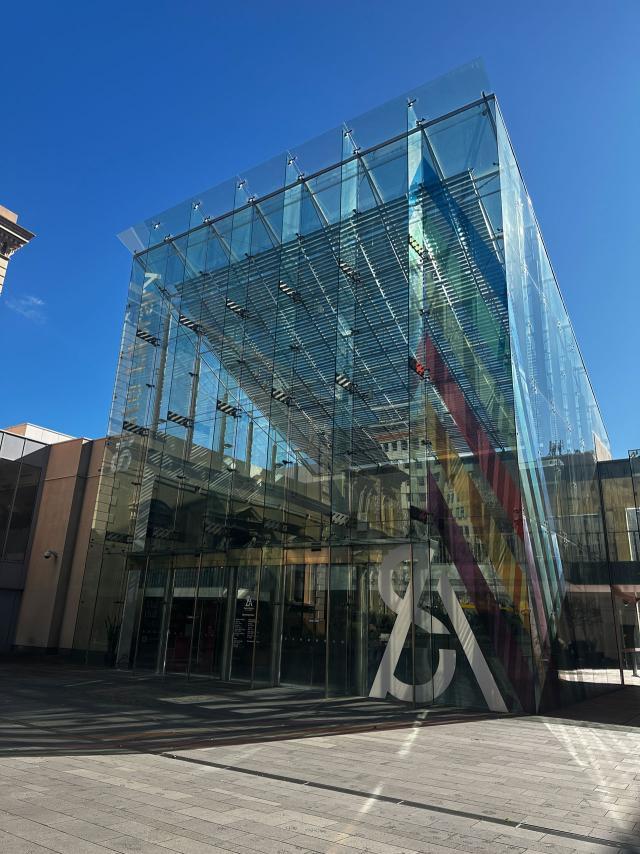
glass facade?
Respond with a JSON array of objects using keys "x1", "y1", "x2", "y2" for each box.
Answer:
[
  {"x1": 0, "y1": 431, "x2": 46, "y2": 565},
  {"x1": 0, "y1": 429, "x2": 47, "y2": 650},
  {"x1": 74, "y1": 62, "x2": 624, "y2": 712},
  {"x1": 592, "y1": 455, "x2": 640, "y2": 680}
]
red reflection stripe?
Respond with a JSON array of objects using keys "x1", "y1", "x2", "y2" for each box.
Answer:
[
  {"x1": 422, "y1": 335, "x2": 524, "y2": 539},
  {"x1": 428, "y1": 471, "x2": 535, "y2": 712}
]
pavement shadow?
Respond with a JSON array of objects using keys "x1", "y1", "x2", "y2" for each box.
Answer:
[
  {"x1": 547, "y1": 684, "x2": 640, "y2": 728},
  {"x1": 0, "y1": 657, "x2": 495, "y2": 758}
]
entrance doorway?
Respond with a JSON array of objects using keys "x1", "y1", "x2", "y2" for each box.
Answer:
[
  {"x1": 189, "y1": 566, "x2": 227, "y2": 677},
  {"x1": 134, "y1": 565, "x2": 169, "y2": 671},
  {"x1": 126, "y1": 561, "x2": 230, "y2": 677},
  {"x1": 280, "y1": 563, "x2": 327, "y2": 689},
  {"x1": 164, "y1": 567, "x2": 198, "y2": 674},
  {"x1": 118, "y1": 552, "x2": 378, "y2": 698}
]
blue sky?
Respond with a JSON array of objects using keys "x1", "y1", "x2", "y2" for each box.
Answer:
[{"x1": 1, "y1": 1, "x2": 638, "y2": 456}]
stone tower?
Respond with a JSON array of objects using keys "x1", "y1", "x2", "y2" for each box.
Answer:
[{"x1": 0, "y1": 204, "x2": 34, "y2": 296}]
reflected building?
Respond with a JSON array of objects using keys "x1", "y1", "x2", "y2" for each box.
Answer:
[{"x1": 73, "y1": 62, "x2": 626, "y2": 712}]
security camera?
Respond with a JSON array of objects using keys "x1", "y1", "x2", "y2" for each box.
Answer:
[{"x1": 43, "y1": 549, "x2": 58, "y2": 560}]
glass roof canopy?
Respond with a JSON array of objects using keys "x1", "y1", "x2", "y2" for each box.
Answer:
[{"x1": 119, "y1": 59, "x2": 490, "y2": 255}]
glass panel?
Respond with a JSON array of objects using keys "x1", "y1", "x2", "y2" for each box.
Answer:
[
  {"x1": 426, "y1": 103, "x2": 496, "y2": 179},
  {"x1": 0, "y1": 433, "x2": 25, "y2": 461},
  {"x1": 165, "y1": 565, "x2": 197, "y2": 674},
  {"x1": 116, "y1": 563, "x2": 144, "y2": 668},
  {"x1": 327, "y1": 549, "x2": 365, "y2": 696},
  {"x1": 190, "y1": 564, "x2": 228, "y2": 678},
  {"x1": 229, "y1": 553, "x2": 260, "y2": 682},
  {"x1": 280, "y1": 557, "x2": 327, "y2": 689},
  {"x1": 134, "y1": 559, "x2": 171, "y2": 671},
  {"x1": 0, "y1": 457, "x2": 20, "y2": 557},
  {"x1": 365, "y1": 544, "x2": 414, "y2": 699},
  {"x1": 252, "y1": 555, "x2": 281, "y2": 685}
]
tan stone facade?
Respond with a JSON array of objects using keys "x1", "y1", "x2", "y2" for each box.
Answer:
[
  {"x1": 15, "y1": 436, "x2": 106, "y2": 651},
  {"x1": 0, "y1": 424, "x2": 105, "y2": 652},
  {"x1": 0, "y1": 204, "x2": 34, "y2": 296}
]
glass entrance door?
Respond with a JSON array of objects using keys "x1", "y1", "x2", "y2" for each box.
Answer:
[
  {"x1": 164, "y1": 567, "x2": 198, "y2": 674},
  {"x1": 190, "y1": 565, "x2": 228, "y2": 677},
  {"x1": 280, "y1": 562, "x2": 327, "y2": 689},
  {"x1": 135, "y1": 562, "x2": 171, "y2": 671},
  {"x1": 132, "y1": 559, "x2": 231, "y2": 678}
]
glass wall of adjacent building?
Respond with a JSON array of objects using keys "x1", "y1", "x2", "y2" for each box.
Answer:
[
  {"x1": 0, "y1": 430, "x2": 47, "y2": 648},
  {"x1": 597, "y1": 455, "x2": 640, "y2": 679}
]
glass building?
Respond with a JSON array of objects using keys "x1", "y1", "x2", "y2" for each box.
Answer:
[{"x1": 74, "y1": 62, "x2": 623, "y2": 712}]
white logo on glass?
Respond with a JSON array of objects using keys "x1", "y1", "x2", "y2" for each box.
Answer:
[{"x1": 369, "y1": 545, "x2": 508, "y2": 713}]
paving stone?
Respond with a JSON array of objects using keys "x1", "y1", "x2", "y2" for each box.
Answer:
[
  {"x1": 154, "y1": 837, "x2": 237, "y2": 854},
  {"x1": 2, "y1": 672, "x2": 640, "y2": 854}
]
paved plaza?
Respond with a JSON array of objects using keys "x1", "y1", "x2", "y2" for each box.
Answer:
[{"x1": 0, "y1": 662, "x2": 639, "y2": 854}]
